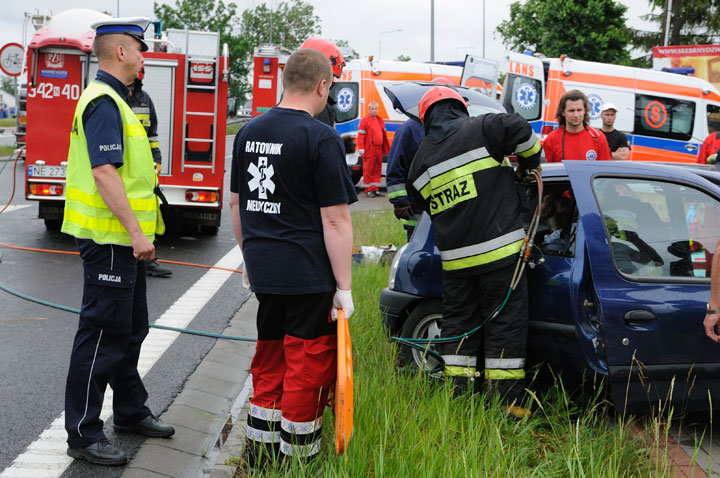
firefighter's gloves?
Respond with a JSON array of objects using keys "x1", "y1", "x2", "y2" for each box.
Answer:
[
  {"x1": 332, "y1": 288, "x2": 354, "y2": 320},
  {"x1": 154, "y1": 162, "x2": 162, "y2": 175},
  {"x1": 516, "y1": 164, "x2": 542, "y2": 184},
  {"x1": 708, "y1": 153, "x2": 718, "y2": 165},
  {"x1": 394, "y1": 205, "x2": 413, "y2": 220},
  {"x1": 357, "y1": 149, "x2": 365, "y2": 157}
]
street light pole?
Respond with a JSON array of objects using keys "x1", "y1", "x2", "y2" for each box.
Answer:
[
  {"x1": 378, "y1": 29, "x2": 402, "y2": 59},
  {"x1": 482, "y1": 0, "x2": 486, "y2": 58},
  {"x1": 430, "y1": 0, "x2": 435, "y2": 62}
]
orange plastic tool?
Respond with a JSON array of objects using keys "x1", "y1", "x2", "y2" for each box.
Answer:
[{"x1": 335, "y1": 309, "x2": 353, "y2": 455}]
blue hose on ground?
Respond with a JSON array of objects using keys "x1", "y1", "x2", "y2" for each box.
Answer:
[{"x1": 0, "y1": 281, "x2": 258, "y2": 342}]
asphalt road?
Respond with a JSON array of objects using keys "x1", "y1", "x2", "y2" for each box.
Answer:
[{"x1": 0, "y1": 135, "x2": 389, "y2": 478}]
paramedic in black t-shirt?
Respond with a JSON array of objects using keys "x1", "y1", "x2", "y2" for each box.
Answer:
[
  {"x1": 229, "y1": 49, "x2": 357, "y2": 469},
  {"x1": 600, "y1": 103, "x2": 631, "y2": 160}
]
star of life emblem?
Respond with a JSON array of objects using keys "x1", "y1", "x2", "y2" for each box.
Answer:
[
  {"x1": 587, "y1": 93, "x2": 603, "y2": 120},
  {"x1": 336, "y1": 87, "x2": 354, "y2": 113},
  {"x1": 514, "y1": 83, "x2": 538, "y2": 110},
  {"x1": 248, "y1": 157, "x2": 275, "y2": 200}
]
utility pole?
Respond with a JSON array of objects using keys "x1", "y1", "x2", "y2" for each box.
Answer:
[
  {"x1": 482, "y1": 0, "x2": 486, "y2": 58},
  {"x1": 117, "y1": 0, "x2": 120, "y2": 17},
  {"x1": 430, "y1": 0, "x2": 434, "y2": 62},
  {"x1": 663, "y1": 0, "x2": 672, "y2": 46}
]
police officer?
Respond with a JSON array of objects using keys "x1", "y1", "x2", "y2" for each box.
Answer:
[
  {"x1": 127, "y1": 66, "x2": 173, "y2": 277},
  {"x1": 407, "y1": 86, "x2": 542, "y2": 418},
  {"x1": 61, "y1": 17, "x2": 174, "y2": 466}
]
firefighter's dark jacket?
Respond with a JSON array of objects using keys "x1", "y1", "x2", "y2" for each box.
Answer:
[
  {"x1": 407, "y1": 106, "x2": 542, "y2": 275},
  {"x1": 126, "y1": 86, "x2": 162, "y2": 164}
]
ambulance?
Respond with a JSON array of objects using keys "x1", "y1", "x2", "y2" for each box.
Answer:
[
  {"x1": 23, "y1": 9, "x2": 229, "y2": 232},
  {"x1": 501, "y1": 52, "x2": 720, "y2": 162},
  {"x1": 251, "y1": 45, "x2": 499, "y2": 183}
]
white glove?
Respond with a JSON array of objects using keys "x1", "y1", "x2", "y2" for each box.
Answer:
[
  {"x1": 357, "y1": 149, "x2": 364, "y2": 156},
  {"x1": 332, "y1": 288, "x2": 354, "y2": 320},
  {"x1": 241, "y1": 270, "x2": 250, "y2": 289}
]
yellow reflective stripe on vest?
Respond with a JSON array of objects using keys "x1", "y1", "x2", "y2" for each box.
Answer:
[
  {"x1": 66, "y1": 187, "x2": 158, "y2": 212},
  {"x1": 428, "y1": 174, "x2": 477, "y2": 214},
  {"x1": 485, "y1": 369, "x2": 525, "y2": 380},
  {"x1": 64, "y1": 208, "x2": 159, "y2": 235},
  {"x1": 442, "y1": 239, "x2": 524, "y2": 271},
  {"x1": 419, "y1": 156, "x2": 499, "y2": 200}
]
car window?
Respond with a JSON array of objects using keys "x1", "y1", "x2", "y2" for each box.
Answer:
[
  {"x1": 634, "y1": 94, "x2": 695, "y2": 141},
  {"x1": 707, "y1": 103, "x2": 720, "y2": 134},
  {"x1": 593, "y1": 177, "x2": 720, "y2": 279},
  {"x1": 503, "y1": 74, "x2": 542, "y2": 122},
  {"x1": 531, "y1": 182, "x2": 577, "y2": 257}
]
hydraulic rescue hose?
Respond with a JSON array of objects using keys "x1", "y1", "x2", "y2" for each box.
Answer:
[{"x1": 391, "y1": 170, "x2": 544, "y2": 373}]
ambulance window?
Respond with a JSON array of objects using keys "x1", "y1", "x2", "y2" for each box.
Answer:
[
  {"x1": 502, "y1": 74, "x2": 541, "y2": 122},
  {"x1": 707, "y1": 104, "x2": 720, "y2": 134},
  {"x1": 332, "y1": 82, "x2": 359, "y2": 124},
  {"x1": 634, "y1": 94, "x2": 695, "y2": 141}
]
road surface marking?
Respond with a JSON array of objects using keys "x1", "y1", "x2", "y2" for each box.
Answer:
[{"x1": 0, "y1": 246, "x2": 244, "y2": 478}]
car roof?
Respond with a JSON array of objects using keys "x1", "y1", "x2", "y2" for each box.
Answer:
[{"x1": 541, "y1": 161, "x2": 720, "y2": 183}]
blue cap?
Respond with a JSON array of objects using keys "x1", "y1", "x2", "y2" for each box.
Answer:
[{"x1": 91, "y1": 17, "x2": 151, "y2": 52}]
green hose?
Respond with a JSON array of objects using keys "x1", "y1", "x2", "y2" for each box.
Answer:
[{"x1": 0, "y1": 281, "x2": 258, "y2": 342}]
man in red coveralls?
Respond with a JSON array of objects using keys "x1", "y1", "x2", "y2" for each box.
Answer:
[{"x1": 357, "y1": 101, "x2": 389, "y2": 197}]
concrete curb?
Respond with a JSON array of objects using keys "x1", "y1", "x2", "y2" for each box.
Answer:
[{"x1": 121, "y1": 297, "x2": 258, "y2": 478}]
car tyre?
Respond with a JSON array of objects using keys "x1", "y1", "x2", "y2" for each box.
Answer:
[{"x1": 400, "y1": 299, "x2": 443, "y2": 375}]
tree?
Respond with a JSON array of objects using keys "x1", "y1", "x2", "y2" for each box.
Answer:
[
  {"x1": 631, "y1": 0, "x2": 720, "y2": 65},
  {"x1": 395, "y1": 54, "x2": 411, "y2": 62},
  {"x1": 1, "y1": 77, "x2": 17, "y2": 95},
  {"x1": 154, "y1": 0, "x2": 321, "y2": 101},
  {"x1": 497, "y1": 0, "x2": 632, "y2": 65}
]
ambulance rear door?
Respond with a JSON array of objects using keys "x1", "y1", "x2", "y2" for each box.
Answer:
[{"x1": 501, "y1": 53, "x2": 545, "y2": 134}]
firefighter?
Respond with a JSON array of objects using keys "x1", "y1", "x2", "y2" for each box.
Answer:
[
  {"x1": 357, "y1": 101, "x2": 389, "y2": 197},
  {"x1": 299, "y1": 37, "x2": 345, "y2": 127},
  {"x1": 229, "y1": 48, "x2": 356, "y2": 468},
  {"x1": 127, "y1": 66, "x2": 172, "y2": 277},
  {"x1": 407, "y1": 86, "x2": 542, "y2": 418},
  {"x1": 386, "y1": 117, "x2": 424, "y2": 239},
  {"x1": 61, "y1": 18, "x2": 174, "y2": 466}
]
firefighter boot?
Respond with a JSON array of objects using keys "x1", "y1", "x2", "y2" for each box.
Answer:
[{"x1": 146, "y1": 259, "x2": 172, "y2": 277}]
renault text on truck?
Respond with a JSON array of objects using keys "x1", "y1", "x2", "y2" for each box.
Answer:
[
  {"x1": 23, "y1": 9, "x2": 229, "y2": 233},
  {"x1": 501, "y1": 52, "x2": 720, "y2": 163}
]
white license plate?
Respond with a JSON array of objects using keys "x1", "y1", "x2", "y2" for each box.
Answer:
[{"x1": 29, "y1": 165, "x2": 66, "y2": 177}]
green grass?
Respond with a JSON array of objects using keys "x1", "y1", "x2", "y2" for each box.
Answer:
[
  {"x1": 0, "y1": 118, "x2": 16, "y2": 127},
  {"x1": 0, "y1": 145, "x2": 16, "y2": 157},
  {"x1": 226, "y1": 121, "x2": 245, "y2": 135},
  {"x1": 233, "y1": 209, "x2": 688, "y2": 477}
]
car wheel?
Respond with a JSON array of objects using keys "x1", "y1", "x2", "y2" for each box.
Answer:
[
  {"x1": 351, "y1": 171, "x2": 362, "y2": 185},
  {"x1": 400, "y1": 299, "x2": 443, "y2": 375}
]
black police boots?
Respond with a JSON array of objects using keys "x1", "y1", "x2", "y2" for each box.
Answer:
[
  {"x1": 114, "y1": 414, "x2": 175, "y2": 438},
  {"x1": 146, "y1": 259, "x2": 172, "y2": 277},
  {"x1": 67, "y1": 439, "x2": 128, "y2": 466}
]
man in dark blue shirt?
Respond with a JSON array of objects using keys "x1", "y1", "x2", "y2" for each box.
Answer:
[{"x1": 229, "y1": 48, "x2": 356, "y2": 469}]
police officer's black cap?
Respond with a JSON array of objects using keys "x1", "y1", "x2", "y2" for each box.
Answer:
[{"x1": 91, "y1": 18, "x2": 151, "y2": 52}]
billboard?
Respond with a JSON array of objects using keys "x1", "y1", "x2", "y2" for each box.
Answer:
[{"x1": 653, "y1": 44, "x2": 720, "y2": 90}]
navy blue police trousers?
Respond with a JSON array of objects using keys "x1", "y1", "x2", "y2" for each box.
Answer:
[{"x1": 65, "y1": 239, "x2": 151, "y2": 448}]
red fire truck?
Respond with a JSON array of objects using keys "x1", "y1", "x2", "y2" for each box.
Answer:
[{"x1": 23, "y1": 9, "x2": 229, "y2": 233}]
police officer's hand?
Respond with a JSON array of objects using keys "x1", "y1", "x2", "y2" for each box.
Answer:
[
  {"x1": 704, "y1": 312, "x2": 720, "y2": 343},
  {"x1": 154, "y1": 162, "x2": 162, "y2": 175},
  {"x1": 394, "y1": 205, "x2": 412, "y2": 220},
  {"x1": 708, "y1": 153, "x2": 718, "y2": 165},
  {"x1": 357, "y1": 149, "x2": 364, "y2": 157},
  {"x1": 241, "y1": 270, "x2": 250, "y2": 289},
  {"x1": 332, "y1": 288, "x2": 354, "y2": 320},
  {"x1": 131, "y1": 234, "x2": 155, "y2": 261}
]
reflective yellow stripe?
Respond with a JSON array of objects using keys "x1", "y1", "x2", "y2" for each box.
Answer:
[
  {"x1": 388, "y1": 189, "x2": 407, "y2": 199},
  {"x1": 64, "y1": 208, "x2": 158, "y2": 234},
  {"x1": 149, "y1": 141, "x2": 160, "y2": 148},
  {"x1": 518, "y1": 139, "x2": 541, "y2": 158},
  {"x1": 442, "y1": 238, "x2": 523, "y2": 271},
  {"x1": 444, "y1": 365, "x2": 476, "y2": 377},
  {"x1": 428, "y1": 174, "x2": 477, "y2": 214},
  {"x1": 401, "y1": 218, "x2": 418, "y2": 226},
  {"x1": 485, "y1": 368, "x2": 525, "y2": 380},
  {"x1": 419, "y1": 156, "x2": 498, "y2": 199},
  {"x1": 65, "y1": 187, "x2": 157, "y2": 211}
]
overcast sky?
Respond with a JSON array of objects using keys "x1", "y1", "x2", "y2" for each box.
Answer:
[{"x1": 0, "y1": 0, "x2": 656, "y2": 72}]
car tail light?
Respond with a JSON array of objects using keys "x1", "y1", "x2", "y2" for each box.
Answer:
[
  {"x1": 351, "y1": 165, "x2": 361, "y2": 171},
  {"x1": 185, "y1": 190, "x2": 218, "y2": 203},
  {"x1": 507, "y1": 155, "x2": 518, "y2": 163},
  {"x1": 29, "y1": 183, "x2": 63, "y2": 196}
]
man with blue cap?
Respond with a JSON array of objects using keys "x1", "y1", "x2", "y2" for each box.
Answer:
[{"x1": 62, "y1": 17, "x2": 174, "y2": 466}]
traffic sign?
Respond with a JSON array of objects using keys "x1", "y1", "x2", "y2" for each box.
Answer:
[{"x1": 0, "y1": 43, "x2": 24, "y2": 77}]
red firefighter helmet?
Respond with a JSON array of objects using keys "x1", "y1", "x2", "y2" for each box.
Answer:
[
  {"x1": 299, "y1": 37, "x2": 345, "y2": 78},
  {"x1": 431, "y1": 76, "x2": 458, "y2": 85},
  {"x1": 418, "y1": 86, "x2": 468, "y2": 123}
]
